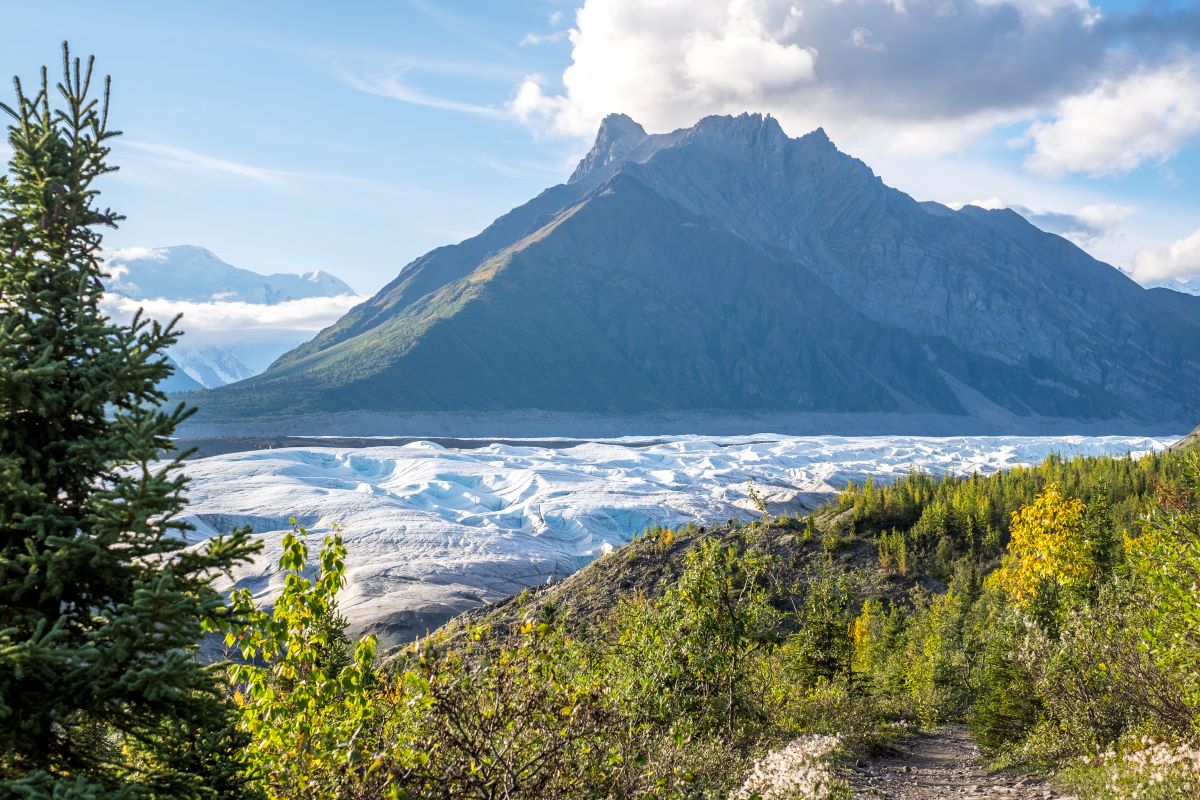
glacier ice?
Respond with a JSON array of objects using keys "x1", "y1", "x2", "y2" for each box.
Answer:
[{"x1": 182, "y1": 434, "x2": 1176, "y2": 646}]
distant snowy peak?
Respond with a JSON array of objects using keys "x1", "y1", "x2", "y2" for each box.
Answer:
[
  {"x1": 1146, "y1": 275, "x2": 1200, "y2": 296},
  {"x1": 103, "y1": 245, "x2": 355, "y2": 304},
  {"x1": 101, "y1": 245, "x2": 359, "y2": 390}
]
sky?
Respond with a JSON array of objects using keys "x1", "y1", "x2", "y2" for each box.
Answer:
[{"x1": 3, "y1": 0, "x2": 1200, "y2": 298}]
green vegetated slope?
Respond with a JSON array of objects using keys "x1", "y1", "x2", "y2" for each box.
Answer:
[
  {"x1": 197, "y1": 114, "x2": 1200, "y2": 427},
  {"x1": 227, "y1": 441, "x2": 1200, "y2": 799}
]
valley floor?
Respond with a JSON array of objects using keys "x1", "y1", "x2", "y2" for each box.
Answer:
[{"x1": 844, "y1": 727, "x2": 1071, "y2": 799}]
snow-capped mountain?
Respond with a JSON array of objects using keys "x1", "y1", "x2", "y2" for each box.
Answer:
[
  {"x1": 101, "y1": 246, "x2": 360, "y2": 389},
  {"x1": 105, "y1": 245, "x2": 354, "y2": 304},
  {"x1": 1147, "y1": 275, "x2": 1200, "y2": 296}
]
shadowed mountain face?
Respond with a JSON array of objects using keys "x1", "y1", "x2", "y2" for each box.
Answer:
[{"x1": 200, "y1": 113, "x2": 1200, "y2": 428}]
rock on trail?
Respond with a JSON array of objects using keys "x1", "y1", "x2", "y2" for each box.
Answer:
[{"x1": 848, "y1": 726, "x2": 1074, "y2": 799}]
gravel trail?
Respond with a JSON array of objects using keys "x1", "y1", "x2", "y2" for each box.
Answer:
[{"x1": 847, "y1": 726, "x2": 1075, "y2": 799}]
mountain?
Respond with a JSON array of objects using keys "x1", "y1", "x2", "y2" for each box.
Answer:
[
  {"x1": 159, "y1": 356, "x2": 207, "y2": 393},
  {"x1": 196, "y1": 113, "x2": 1200, "y2": 431},
  {"x1": 1147, "y1": 275, "x2": 1200, "y2": 296},
  {"x1": 101, "y1": 246, "x2": 358, "y2": 389},
  {"x1": 104, "y1": 245, "x2": 353, "y2": 304}
]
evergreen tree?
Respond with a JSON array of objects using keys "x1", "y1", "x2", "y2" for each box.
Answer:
[{"x1": 0, "y1": 44, "x2": 257, "y2": 797}]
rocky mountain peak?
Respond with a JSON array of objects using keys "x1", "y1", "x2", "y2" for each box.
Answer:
[
  {"x1": 569, "y1": 113, "x2": 849, "y2": 192},
  {"x1": 568, "y1": 113, "x2": 649, "y2": 186},
  {"x1": 687, "y1": 112, "x2": 787, "y2": 145},
  {"x1": 597, "y1": 112, "x2": 647, "y2": 141}
]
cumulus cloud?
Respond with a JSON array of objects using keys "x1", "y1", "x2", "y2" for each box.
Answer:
[
  {"x1": 1025, "y1": 60, "x2": 1200, "y2": 176},
  {"x1": 100, "y1": 293, "x2": 364, "y2": 344},
  {"x1": 950, "y1": 199, "x2": 1132, "y2": 248},
  {"x1": 520, "y1": 30, "x2": 570, "y2": 46},
  {"x1": 1132, "y1": 226, "x2": 1200, "y2": 282},
  {"x1": 509, "y1": 0, "x2": 1200, "y2": 169},
  {"x1": 98, "y1": 291, "x2": 366, "y2": 384},
  {"x1": 847, "y1": 27, "x2": 886, "y2": 53},
  {"x1": 107, "y1": 246, "x2": 167, "y2": 262},
  {"x1": 1018, "y1": 203, "x2": 1134, "y2": 247}
]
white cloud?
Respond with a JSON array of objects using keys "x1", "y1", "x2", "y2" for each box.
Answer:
[
  {"x1": 99, "y1": 293, "x2": 366, "y2": 383},
  {"x1": 123, "y1": 141, "x2": 291, "y2": 185},
  {"x1": 1025, "y1": 60, "x2": 1200, "y2": 176},
  {"x1": 520, "y1": 30, "x2": 570, "y2": 46},
  {"x1": 117, "y1": 140, "x2": 451, "y2": 203},
  {"x1": 682, "y1": 30, "x2": 815, "y2": 97},
  {"x1": 952, "y1": 197, "x2": 1006, "y2": 210},
  {"x1": 334, "y1": 70, "x2": 510, "y2": 119},
  {"x1": 1023, "y1": 202, "x2": 1134, "y2": 247},
  {"x1": 1075, "y1": 203, "x2": 1136, "y2": 234},
  {"x1": 946, "y1": 198, "x2": 1133, "y2": 248},
  {"x1": 512, "y1": 0, "x2": 822, "y2": 138},
  {"x1": 1133, "y1": 226, "x2": 1200, "y2": 282},
  {"x1": 107, "y1": 246, "x2": 167, "y2": 262},
  {"x1": 848, "y1": 27, "x2": 886, "y2": 52},
  {"x1": 508, "y1": 0, "x2": 1200, "y2": 171},
  {"x1": 100, "y1": 293, "x2": 365, "y2": 342}
]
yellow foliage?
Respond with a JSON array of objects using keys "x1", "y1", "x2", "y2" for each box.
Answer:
[
  {"x1": 850, "y1": 598, "x2": 883, "y2": 676},
  {"x1": 986, "y1": 485, "x2": 1089, "y2": 608},
  {"x1": 658, "y1": 527, "x2": 674, "y2": 550}
]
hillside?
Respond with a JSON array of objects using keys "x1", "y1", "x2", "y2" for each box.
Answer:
[
  {"x1": 349, "y1": 442, "x2": 1200, "y2": 797},
  {"x1": 196, "y1": 114, "x2": 1200, "y2": 430},
  {"x1": 435, "y1": 439, "x2": 1193, "y2": 648}
]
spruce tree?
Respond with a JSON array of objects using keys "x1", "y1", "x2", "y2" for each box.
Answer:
[{"x1": 0, "y1": 44, "x2": 257, "y2": 797}]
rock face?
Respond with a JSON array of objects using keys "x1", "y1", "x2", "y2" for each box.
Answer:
[{"x1": 200, "y1": 113, "x2": 1200, "y2": 430}]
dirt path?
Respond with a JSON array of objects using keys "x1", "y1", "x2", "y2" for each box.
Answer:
[{"x1": 847, "y1": 726, "x2": 1075, "y2": 799}]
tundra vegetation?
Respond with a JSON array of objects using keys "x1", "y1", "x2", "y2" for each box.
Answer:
[
  {"x1": 3, "y1": 47, "x2": 1200, "y2": 800},
  {"x1": 221, "y1": 449, "x2": 1200, "y2": 799}
]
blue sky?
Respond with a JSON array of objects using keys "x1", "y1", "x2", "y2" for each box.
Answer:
[{"x1": 4, "y1": 0, "x2": 1200, "y2": 295}]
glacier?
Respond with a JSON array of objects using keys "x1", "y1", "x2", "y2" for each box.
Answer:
[{"x1": 182, "y1": 434, "x2": 1176, "y2": 647}]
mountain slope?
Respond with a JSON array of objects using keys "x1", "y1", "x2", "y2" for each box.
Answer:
[{"x1": 198, "y1": 114, "x2": 1200, "y2": 429}]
